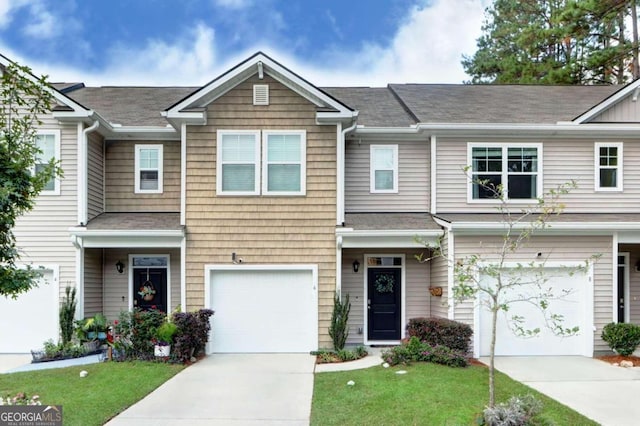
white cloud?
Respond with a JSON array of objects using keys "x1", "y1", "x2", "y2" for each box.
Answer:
[
  {"x1": 22, "y1": 1, "x2": 56, "y2": 39},
  {"x1": 0, "y1": 0, "x2": 28, "y2": 28},
  {"x1": 213, "y1": 0, "x2": 251, "y2": 9}
]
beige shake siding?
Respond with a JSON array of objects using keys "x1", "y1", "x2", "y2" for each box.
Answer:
[
  {"x1": 341, "y1": 248, "x2": 430, "y2": 346},
  {"x1": 453, "y1": 235, "x2": 613, "y2": 353},
  {"x1": 87, "y1": 132, "x2": 104, "y2": 220},
  {"x1": 184, "y1": 75, "x2": 337, "y2": 348},
  {"x1": 436, "y1": 137, "x2": 640, "y2": 213},
  {"x1": 345, "y1": 138, "x2": 429, "y2": 212},
  {"x1": 13, "y1": 116, "x2": 78, "y2": 303},
  {"x1": 105, "y1": 140, "x2": 181, "y2": 212}
]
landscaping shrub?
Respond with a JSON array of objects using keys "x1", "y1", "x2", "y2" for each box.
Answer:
[
  {"x1": 482, "y1": 394, "x2": 551, "y2": 426},
  {"x1": 382, "y1": 336, "x2": 468, "y2": 367},
  {"x1": 59, "y1": 286, "x2": 76, "y2": 345},
  {"x1": 601, "y1": 322, "x2": 640, "y2": 356},
  {"x1": 406, "y1": 317, "x2": 473, "y2": 354},
  {"x1": 312, "y1": 346, "x2": 368, "y2": 364},
  {"x1": 115, "y1": 309, "x2": 166, "y2": 360},
  {"x1": 329, "y1": 292, "x2": 350, "y2": 350},
  {"x1": 171, "y1": 309, "x2": 214, "y2": 362}
]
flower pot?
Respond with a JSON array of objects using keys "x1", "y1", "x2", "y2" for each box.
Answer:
[{"x1": 154, "y1": 344, "x2": 170, "y2": 357}]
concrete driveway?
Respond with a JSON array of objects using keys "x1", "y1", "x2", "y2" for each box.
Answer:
[
  {"x1": 106, "y1": 354, "x2": 316, "y2": 426},
  {"x1": 485, "y1": 356, "x2": 640, "y2": 426}
]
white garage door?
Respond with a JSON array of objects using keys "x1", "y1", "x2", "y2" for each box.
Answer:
[
  {"x1": 0, "y1": 270, "x2": 59, "y2": 353},
  {"x1": 207, "y1": 266, "x2": 318, "y2": 353},
  {"x1": 478, "y1": 266, "x2": 592, "y2": 356}
]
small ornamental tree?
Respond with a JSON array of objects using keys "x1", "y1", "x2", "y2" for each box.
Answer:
[
  {"x1": 0, "y1": 61, "x2": 61, "y2": 298},
  {"x1": 329, "y1": 292, "x2": 350, "y2": 350},
  {"x1": 420, "y1": 175, "x2": 598, "y2": 408}
]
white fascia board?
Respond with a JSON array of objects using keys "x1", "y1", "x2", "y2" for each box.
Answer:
[
  {"x1": 449, "y1": 221, "x2": 640, "y2": 235},
  {"x1": 70, "y1": 227, "x2": 184, "y2": 248},
  {"x1": 316, "y1": 110, "x2": 359, "y2": 123},
  {"x1": 573, "y1": 81, "x2": 640, "y2": 124},
  {"x1": 161, "y1": 110, "x2": 206, "y2": 124},
  {"x1": 336, "y1": 228, "x2": 442, "y2": 248}
]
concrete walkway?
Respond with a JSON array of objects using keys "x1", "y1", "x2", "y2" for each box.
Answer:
[
  {"x1": 106, "y1": 354, "x2": 316, "y2": 426},
  {"x1": 484, "y1": 356, "x2": 640, "y2": 426}
]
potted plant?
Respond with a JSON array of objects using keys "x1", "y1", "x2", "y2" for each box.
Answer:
[
  {"x1": 153, "y1": 321, "x2": 178, "y2": 357},
  {"x1": 81, "y1": 313, "x2": 108, "y2": 341}
]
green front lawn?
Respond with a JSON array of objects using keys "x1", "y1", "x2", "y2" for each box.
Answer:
[
  {"x1": 0, "y1": 361, "x2": 184, "y2": 426},
  {"x1": 312, "y1": 363, "x2": 597, "y2": 425}
]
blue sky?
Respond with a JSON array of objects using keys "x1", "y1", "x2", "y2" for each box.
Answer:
[{"x1": 0, "y1": 0, "x2": 489, "y2": 86}]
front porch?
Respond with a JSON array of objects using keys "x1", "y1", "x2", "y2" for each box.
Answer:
[{"x1": 70, "y1": 212, "x2": 184, "y2": 321}]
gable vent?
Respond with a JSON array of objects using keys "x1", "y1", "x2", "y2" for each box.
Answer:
[{"x1": 253, "y1": 84, "x2": 269, "y2": 106}]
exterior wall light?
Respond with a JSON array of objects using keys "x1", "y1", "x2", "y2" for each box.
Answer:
[
  {"x1": 352, "y1": 260, "x2": 360, "y2": 273},
  {"x1": 116, "y1": 260, "x2": 125, "y2": 274}
]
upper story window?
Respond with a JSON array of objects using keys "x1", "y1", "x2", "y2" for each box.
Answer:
[
  {"x1": 370, "y1": 145, "x2": 398, "y2": 193},
  {"x1": 263, "y1": 131, "x2": 306, "y2": 195},
  {"x1": 35, "y1": 130, "x2": 60, "y2": 195},
  {"x1": 217, "y1": 129, "x2": 306, "y2": 196},
  {"x1": 217, "y1": 130, "x2": 260, "y2": 195},
  {"x1": 135, "y1": 144, "x2": 163, "y2": 194},
  {"x1": 468, "y1": 143, "x2": 541, "y2": 202},
  {"x1": 595, "y1": 142, "x2": 623, "y2": 191}
]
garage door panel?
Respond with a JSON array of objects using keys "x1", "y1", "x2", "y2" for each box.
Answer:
[
  {"x1": 479, "y1": 267, "x2": 591, "y2": 356},
  {"x1": 209, "y1": 268, "x2": 317, "y2": 353},
  {"x1": 0, "y1": 271, "x2": 58, "y2": 353}
]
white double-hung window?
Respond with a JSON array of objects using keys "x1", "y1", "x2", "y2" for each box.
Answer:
[
  {"x1": 35, "y1": 130, "x2": 60, "y2": 195},
  {"x1": 217, "y1": 130, "x2": 305, "y2": 196},
  {"x1": 370, "y1": 145, "x2": 398, "y2": 193},
  {"x1": 468, "y1": 143, "x2": 541, "y2": 201},
  {"x1": 263, "y1": 130, "x2": 306, "y2": 195},
  {"x1": 135, "y1": 144, "x2": 163, "y2": 193},
  {"x1": 595, "y1": 142, "x2": 623, "y2": 191},
  {"x1": 217, "y1": 130, "x2": 261, "y2": 195}
]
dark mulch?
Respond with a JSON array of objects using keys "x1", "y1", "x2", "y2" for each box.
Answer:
[
  {"x1": 468, "y1": 358, "x2": 487, "y2": 367},
  {"x1": 597, "y1": 354, "x2": 640, "y2": 366}
]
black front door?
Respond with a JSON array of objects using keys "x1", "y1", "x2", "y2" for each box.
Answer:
[
  {"x1": 368, "y1": 268, "x2": 402, "y2": 341},
  {"x1": 133, "y1": 268, "x2": 167, "y2": 312},
  {"x1": 618, "y1": 255, "x2": 626, "y2": 323}
]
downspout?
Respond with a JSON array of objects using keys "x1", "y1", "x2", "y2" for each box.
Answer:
[{"x1": 80, "y1": 120, "x2": 99, "y2": 226}]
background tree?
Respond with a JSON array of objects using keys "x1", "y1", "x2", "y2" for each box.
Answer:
[
  {"x1": 463, "y1": 0, "x2": 640, "y2": 84},
  {"x1": 0, "y1": 61, "x2": 60, "y2": 298}
]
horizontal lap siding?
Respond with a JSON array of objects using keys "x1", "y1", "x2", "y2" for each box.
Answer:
[
  {"x1": 87, "y1": 132, "x2": 104, "y2": 220},
  {"x1": 83, "y1": 248, "x2": 103, "y2": 317},
  {"x1": 14, "y1": 117, "x2": 77, "y2": 305},
  {"x1": 345, "y1": 138, "x2": 429, "y2": 212},
  {"x1": 341, "y1": 249, "x2": 430, "y2": 346},
  {"x1": 430, "y1": 232, "x2": 449, "y2": 318},
  {"x1": 105, "y1": 140, "x2": 180, "y2": 212},
  {"x1": 454, "y1": 235, "x2": 613, "y2": 353},
  {"x1": 436, "y1": 137, "x2": 640, "y2": 213},
  {"x1": 592, "y1": 98, "x2": 640, "y2": 122},
  {"x1": 185, "y1": 75, "x2": 337, "y2": 348}
]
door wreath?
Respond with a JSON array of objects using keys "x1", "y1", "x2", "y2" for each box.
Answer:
[
  {"x1": 137, "y1": 268, "x2": 156, "y2": 301},
  {"x1": 375, "y1": 273, "x2": 395, "y2": 293}
]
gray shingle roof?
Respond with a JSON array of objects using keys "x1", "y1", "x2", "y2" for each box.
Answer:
[
  {"x1": 344, "y1": 213, "x2": 441, "y2": 230},
  {"x1": 66, "y1": 86, "x2": 197, "y2": 127},
  {"x1": 323, "y1": 87, "x2": 417, "y2": 127},
  {"x1": 86, "y1": 213, "x2": 182, "y2": 230},
  {"x1": 59, "y1": 82, "x2": 623, "y2": 128},
  {"x1": 389, "y1": 84, "x2": 620, "y2": 124}
]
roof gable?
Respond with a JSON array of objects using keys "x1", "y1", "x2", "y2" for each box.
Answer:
[
  {"x1": 164, "y1": 52, "x2": 355, "y2": 123},
  {"x1": 572, "y1": 79, "x2": 640, "y2": 123}
]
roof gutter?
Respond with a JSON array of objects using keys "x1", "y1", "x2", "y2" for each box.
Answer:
[
  {"x1": 79, "y1": 120, "x2": 99, "y2": 226},
  {"x1": 337, "y1": 119, "x2": 358, "y2": 225}
]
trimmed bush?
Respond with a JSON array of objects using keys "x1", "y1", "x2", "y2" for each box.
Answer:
[
  {"x1": 482, "y1": 394, "x2": 550, "y2": 426},
  {"x1": 172, "y1": 309, "x2": 214, "y2": 362},
  {"x1": 601, "y1": 322, "x2": 640, "y2": 356},
  {"x1": 115, "y1": 309, "x2": 166, "y2": 360},
  {"x1": 381, "y1": 336, "x2": 468, "y2": 368},
  {"x1": 407, "y1": 317, "x2": 473, "y2": 355},
  {"x1": 329, "y1": 293, "x2": 350, "y2": 350}
]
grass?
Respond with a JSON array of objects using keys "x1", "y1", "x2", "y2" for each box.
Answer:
[
  {"x1": 311, "y1": 363, "x2": 598, "y2": 425},
  {"x1": 0, "y1": 361, "x2": 184, "y2": 426}
]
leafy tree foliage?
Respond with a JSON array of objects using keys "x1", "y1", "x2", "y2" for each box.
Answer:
[
  {"x1": 463, "y1": 0, "x2": 639, "y2": 84},
  {"x1": 0, "y1": 62, "x2": 60, "y2": 298}
]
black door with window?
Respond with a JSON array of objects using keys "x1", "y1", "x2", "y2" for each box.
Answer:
[
  {"x1": 133, "y1": 268, "x2": 167, "y2": 312},
  {"x1": 367, "y1": 268, "x2": 402, "y2": 341}
]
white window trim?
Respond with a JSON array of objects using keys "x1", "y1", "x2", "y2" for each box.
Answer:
[
  {"x1": 35, "y1": 130, "x2": 61, "y2": 196},
  {"x1": 594, "y1": 142, "x2": 623, "y2": 192},
  {"x1": 216, "y1": 130, "x2": 261, "y2": 196},
  {"x1": 370, "y1": 144, "x2": 399, "y2": 194},
  {"x1": 135, "y1": 144, "x2": 163, "y2": 194},
  {"x1": 262, "y1": 130, "x2": 306, "y2": 196},
  {"x1": 466, "y1": 142, "x2": 543, "y2": 204}
]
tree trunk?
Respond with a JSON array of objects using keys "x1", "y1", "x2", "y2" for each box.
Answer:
[{"x1": 489, "y1": 301, "x2": 498, "y2": 408}]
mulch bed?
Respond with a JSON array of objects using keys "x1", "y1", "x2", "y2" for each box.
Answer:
[
  {"x1": 468, "y1": 358, "x2": 487, "y2": 367},
  {"x1": 597, "y1": 354, "x2": 640, "y2": 366}
]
